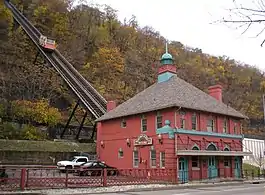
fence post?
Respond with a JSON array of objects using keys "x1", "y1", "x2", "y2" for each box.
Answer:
[
  {"x1": 65, "y1": 170, "x2": 68, "y2": 188},
  {"x1": 25, "y1": 169, "x2": 29, "y2": 187},
  {"x1": 20, "y1": 168, "x2": 26, "y2": 191},
  {"x1": 103, "y1": 169, "x2": 107, "y2": 187}
]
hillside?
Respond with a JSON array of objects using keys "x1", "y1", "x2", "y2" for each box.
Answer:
[{"x1": 1, "y1": 0, "x2": 265, "y2": 135}]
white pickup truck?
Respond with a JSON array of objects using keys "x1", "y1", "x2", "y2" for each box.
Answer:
[{"x1": 57, "y1": 156, "x2": 91, "y2": 171}]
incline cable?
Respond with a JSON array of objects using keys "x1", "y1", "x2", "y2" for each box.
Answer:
[{"x1": 4, "y1": 0, "x2": 107, "y2": 119}]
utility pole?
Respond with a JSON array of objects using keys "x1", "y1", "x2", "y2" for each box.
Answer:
[
  {"x1": 262, "y1": 94, "x2": 265, "y2": 126},
  {"x1": 262, "y1": 94, "x2": 265, "y2": 169}
]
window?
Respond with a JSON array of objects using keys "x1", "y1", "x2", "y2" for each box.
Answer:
[
  {"x1": 118, "y1": 148, "x2": 124, "y2": 158},
  {"x1": 133, "y1": 150, "x2": 139, "y2": 168},
  {"x1": 191, "y1": 146, "x2": 199, "y2": 168},
  {"x1": 191, "y1": 113, "x2": 197, "y2": 130},
  {"x1": 207, "y1": 117, "x2": 215, "y2": 132},
  {"x1": 121, "y1": 119, "x2": 126, "y2": 128},
  {"x1": 76, "y1": 158, "x2": 87, "y2": 163},
  {"x1": 224, "y1": 157, "x2": 230, "y2": 167},
  {"x1": 160, "y1": 152, "x2": 165, "y2": 168},
  {"x1": 180, "y1": 111, "x2": 186, "y2": 129},
  {"x1": 192, "y1": 146, "x2": 199, "y2": 150},
  {"x1": 233, "y1": 122, "x2": 237, "y2": 134},
  {"x1": 223, "y1": 118, "x2": 228, "y2": 133},
  {"x1": 156, "y1": 112, "x2": 163, "y2": 128},
  {"x1": 141, "y1": 115, "x2": 147, "y2": 132},
  {"x1": 192, "y1": 156, "x2": 199, "y2": 167},
  {"x1": 224, "y1": 147, "x2": 229, "y2": 151},
  {"x1": 150, "y1": 149, "x2": 156, "y2": 168}
]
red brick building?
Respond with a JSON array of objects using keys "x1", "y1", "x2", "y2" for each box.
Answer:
[{"x1": 96, "y1": 46, "x2": 252, "y2": 181}]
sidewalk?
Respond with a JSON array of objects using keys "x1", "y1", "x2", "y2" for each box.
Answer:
[{"x1": 1, "y1": 179, "x2": 265, "y2": 195}]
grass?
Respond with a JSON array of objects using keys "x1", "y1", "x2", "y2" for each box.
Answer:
[{"x1": 0, "y1": 139, "x2": 96, "y2": 153}]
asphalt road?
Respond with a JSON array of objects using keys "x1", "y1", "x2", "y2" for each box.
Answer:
[{"x1": 88, "y1": 184, "x2": 265, "y2": 195}]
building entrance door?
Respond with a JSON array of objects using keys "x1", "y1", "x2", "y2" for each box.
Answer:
[
  {"x1": 234, "y1": 157, "x2": 241, "y2": 178},
  {"x1": 208, "y1": 156, "x2": 217, "y2": 178},
  {"x1": 178, "y1": 157, "x2": 188, "y2": 183}
]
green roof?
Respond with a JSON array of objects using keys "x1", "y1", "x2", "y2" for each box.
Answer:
[{"x1": 161, "y1": 52, "x2": 173, "y2": 60}]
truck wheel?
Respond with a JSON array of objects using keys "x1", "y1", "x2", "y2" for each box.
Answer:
[{"x1": 65, "y1": 166, "x2": 72, "y2": 172}]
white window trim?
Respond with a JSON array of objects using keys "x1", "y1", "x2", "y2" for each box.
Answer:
[
  {"x1": 223, "y1": 118, "x2": 228, "y2": 133},
  {"x1": 191, "y1": 113, "x2": 197, "y2": 130},
  {"x1": 160, "y1": 152, "x2": 165, "y2": 168},
  {"x1": 156, "y1": 112, "x2": 162, "y2": 129},
  {"x1": 150, "y1": 150, "x2": 156, "y2": 168},
  {"x1": 207, "y1": 117, "x2": 216, "y2": 132},
  {"x1": 133, "y1": 150, "x2": 139, "y2": 168},
  {"x1": 180, "y1": 111, "x2": 186, "y2": 129},
  {"x1": 141, "y1": 115, "x2": 147, "y2": 132}
]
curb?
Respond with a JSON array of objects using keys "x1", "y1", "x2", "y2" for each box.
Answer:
[
  {"x1": 62, "y1": 180, "x2": 265, "y2": 195},
  {"x1": 2, "y1": 180, "x2": 265, "y2": 195}
]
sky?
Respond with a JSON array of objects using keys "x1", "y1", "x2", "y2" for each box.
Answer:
[{"x1": 81, "y1": 0, "x2": 265, "y2": 71}]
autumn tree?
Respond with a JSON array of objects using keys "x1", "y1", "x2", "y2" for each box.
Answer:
[
  {"x1": 2, "y1": 0, "x2": 265, "y2": 137},
  {"x1": 10, "y1": 99, "x2": 62, "y2": 127}
]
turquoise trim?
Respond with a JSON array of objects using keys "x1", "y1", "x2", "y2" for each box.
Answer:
[
  {"x1": 160, "y1": 58, "x2": 173, "y2": 65},
  {"x1": 156, "y1": 122, "x2": 243, "y2": 139},
  {"x1": 176, "y1": 129, "x2": 243, "y2": 139},
  {"x1": 158, "y1": 72, "x2": 175, "y2": 83},
  {"x1": 156, "y1": 123, "x2": 176, "y2": 139}
]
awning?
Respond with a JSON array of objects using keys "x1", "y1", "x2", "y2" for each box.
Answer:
[{"x1": 176, "y1": 150, "x2": 253, "y2": 157}]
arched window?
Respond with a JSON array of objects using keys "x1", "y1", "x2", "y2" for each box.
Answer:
[
  {"x1": 206, "y1": 143, "x2": 217, "y2": 151},
  {"x1": 224, "y1": 147, "x2": 229, "y2": 151},
  {"x1": 192, "y1": 146, "x2": 200, "y2": 150},
  {"x1": 191, "y1": 146, "x2": 199, "y2": 168}
]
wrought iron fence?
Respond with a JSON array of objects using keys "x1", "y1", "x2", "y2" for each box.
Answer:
[{"x1": 1, "y1": 166, "x2": 263, "y2": 191}]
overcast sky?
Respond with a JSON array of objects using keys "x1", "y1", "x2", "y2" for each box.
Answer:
[{"x1": 84, "y1": 0, "x2": 265, "y2": 71}]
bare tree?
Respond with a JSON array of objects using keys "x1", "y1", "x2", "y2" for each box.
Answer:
[
  {"x1": 252, "y1": 150, "x2": 265, "y2": 172},
  {"x1": 217, "y1": 0, "x2": 265, "y2": 46}
]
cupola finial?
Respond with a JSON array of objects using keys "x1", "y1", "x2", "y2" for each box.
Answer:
[{"x1": 160, "y1": 41, "x2": 173, "y2": 65}]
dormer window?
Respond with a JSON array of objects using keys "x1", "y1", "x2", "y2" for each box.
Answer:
[
  {"x1": 121, "y1": 119, "x2": 127, "y2": 128},
  {"x1": 156, "y1": 111, "x2": 163, "y2": 128}
]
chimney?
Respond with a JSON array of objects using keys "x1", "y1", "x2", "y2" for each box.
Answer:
[
  {"x1": 208, "y1": 85, "x2": 223, "y2": 102},
  {"x1": 107, "y1": 100, "x2": 116, "y2": 112}
]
